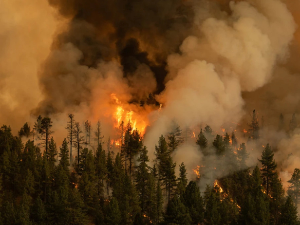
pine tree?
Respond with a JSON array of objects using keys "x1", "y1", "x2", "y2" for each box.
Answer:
[
  {"x1": 59, "y1": 139, "x2": 70, "y2": 173},
  {"x1": 270, "y1": 172, "x2": 285, "y2": 225},
  {"x1": 84, "y1": 120, "x2": 91, "y2": 148},
  {"x1": 31, "y1": 196, "x2": 47, "y2": 225},
  {"x1": 288, "y1": 168, "x2": 300, "y2": 204},
  {"x1": 177, "y1": 162, "x2": 188, "y2": 199},
  {"x1": 106, "y1": 150, "x2": 114, "y2": 196},
  {"x1": 66, "y1": 114, "x2": 75, "y2": 164},
  {"x1": 38, "y1": 117, "x2": 53, "y2": 156},
  {"x1": 95, "y1": 143, "x2": 106, "y2": 197},
  {"x1": 155, "y1": 135, "x2": 170, "y2": 183},
  {"x1": 204, "y1": 185, "x2": 222, "y2": 225},
  {"x1": 279, "y1": 196, "x2": 299, "y2": 225},
  {"x1": 164, "y1": 196, "x2": 192, "y2": 225},
  {"x1": 259, "y1": 144, "x2": 277, "y2": 195},
  {"x1": 231, "y1": 131, "x2": 237, "y2": 149},
  {"x1": 23, "y1": 169, "x2": 35, "y2": 196},
  {"x1": 237, "y1": 143, "x2": 248, "y2": 169},
  {"x1": 94, "y1": 121, "x2": 104, "y2": 149},
  {"x1": 164, "y1": 156, "x2": 177, "y2": 202},
  {"x1": 18, "y1": 192, "x2": 32, "y2": 225},
  {"x1": 73, "y1": 122, "x2": 85, "y2": 167},
  {"x1": 105, "y1": 197, "x2": 121, "y2": 225},
  {"x1": 47, "y1": 137, "x2": 57, "y2": 169},
  {"x1": 196, "y1": 129, "x2": 208, "y2": 155},
  {"x1": 184, "y1": 181, "x2": 204, "y2": 224},
  {"x1": 213, "y1": 134, "x2": 224, "y2": 155},
  {"x1": 240, "y1": 166, "x2": 270, "y2": 225},
  {"x1": 18, "y1": 122, "x2": 31, "y2": 138},
  {"x1": 135, "y1": 147, "x2": 150, "y2": 213},
  {"x1": 168, "y1": 125, "x2": 183, "y2": 153},
  {"x1": 249, "y1": 110, "x2": 259, "y2": 140}
]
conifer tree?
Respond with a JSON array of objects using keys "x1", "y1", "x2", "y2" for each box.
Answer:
[
  {"x1": 18, "y1": 122, "x2": 31, "y2": 138},
  {"x1": 213, "y1": 134, "x2": 224, "y2": 155},
  {"x1": 204, "y1": 185, "x2": 222, "y2": 225},
  {"x1": 177, "y1": 162, "x2": 188, "y2": 199},
  {"x1": 95, "y1": 143, "x2": 106, "y2": 197},
  {"x1": 249, "y1": 109, "x2": 259, "y2": 140},
  {"x1": 94, "y1": 121, "x2": 104, "y2": 148},
  {"x1": 168, "y1": 125, "x2": 183, "y2": 153},
  {"x1": 47, "y1": 137, "x2": 57, "y2": 169},
  {"x1": 105, "y1": 197, "x2": 121, "y2": 225},
  {"x1": 237, "y1": 143, "x2": 248, "y2": 169},
  {"x1": 288, "y1": 168, "x2": 300, "y2": 204},
  {"x1": 31, "y1": 196, "x2": 47, "y2": 225},
  {"x1": 164, "y1": 196, "x2": 192, "y2": 225},
  {"x1": 59, "y1": 139, "x2": 70, "y2": 173},
  {"x1": 279, "y1": 196, "x2": 299, "y2": 225},
  {"x1": 106, "y1": 150, "x2": 114, "y2": 196},
  {"x1": 196, "y1": 129, "x2": 208, "y2": 155},
  {"x1": 184, "y1": 181, "x2": 204, "y2": 224},
  {"x1": 84, "y1": 120, "x2": 91, "y2": 148},
  {"x1": 135, "y1": 146, "x2": 151, "y2": 213},
  {"x1": 154, "y1": 180, "x2": 163, "y2": 225},
  {"x1": 259, "y1": 144, "x2": 277, "y2": 195},
  {"x1": 73, "y1": 122, "x2": 85, "y2": 166},
  {"x1": 66, "y1": 114, "x2": 75, "y2": 163},
  {"x1": 39, "y1": 117, "x2": 53, "y2": 156}
]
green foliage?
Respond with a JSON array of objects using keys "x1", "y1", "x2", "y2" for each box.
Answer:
[
  {"x1": 196, "y1": 129, "x2": 208, "y2": 155},
  {"x1": 259, "y1": 144, "x2": 277, "y2": 195},
  {"x1": 280, "y1": 196, "x2": 299, "y2": 225},
  {"x1": 0, "y1": 120, "x2": 298, "y2": 225},
  {"x1": 19, "y1": 122, "x2": 31, "y2": 138},
  {"x1": 164, "y1": 196, "x2": 192, "y2": 225}
]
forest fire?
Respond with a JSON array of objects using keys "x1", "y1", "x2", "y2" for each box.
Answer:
[
  {"x1": 193, "y1": 165, "x2": 201, "y2": 179},
  {"x1": 110, "y1": 93, "x2": 147, "y2": 135},
  {"x1": 214, "y1": 180, "x2": 224, "y2": 193}
]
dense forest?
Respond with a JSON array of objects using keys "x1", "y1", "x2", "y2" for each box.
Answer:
[{"x1": 0, "y1": 112, "x2": 299, "y2": 225}]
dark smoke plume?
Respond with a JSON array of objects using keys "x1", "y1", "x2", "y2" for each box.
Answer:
[{"x1": 36, "y1": 0, "x2": 196, "y2": 114}]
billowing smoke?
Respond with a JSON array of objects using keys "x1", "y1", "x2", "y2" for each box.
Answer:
[{"x1": 145, "y1": 0, "x2": 295, "y2": 150}]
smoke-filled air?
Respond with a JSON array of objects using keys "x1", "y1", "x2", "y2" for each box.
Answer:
[{"x1": 1, "y1": 0, "x2": 300, "y2": 224}]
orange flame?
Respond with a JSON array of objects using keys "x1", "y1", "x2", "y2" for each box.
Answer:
[
  {"x1": 193, "y1": 165, "x2": 201, "y2": 178},
  {"x1": 110, "y1": 93, "x2": 147, "y2": 135},
  {"x1": 214, "y1": 180, "x2": 223, "y2": 193}
]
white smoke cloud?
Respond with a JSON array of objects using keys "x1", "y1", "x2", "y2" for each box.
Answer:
[{"x1": 144, "y1": 0, "x2": 296, "y2": 161}]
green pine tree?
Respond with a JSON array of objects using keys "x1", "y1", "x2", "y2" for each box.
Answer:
[
  {"x1": 279, "y1": 196, "x2": 299, "y2": 225},
  {"x1": 259, "y1": 144, "x2": 277, "y2": 195}
]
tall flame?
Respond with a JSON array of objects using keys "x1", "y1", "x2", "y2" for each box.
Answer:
[
  {"x1": 110, "y1": 93, "x2": 147, "y2": 135},
  {"x1": 193, "y1": 165, "x2": 201, "y2": 179}
]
